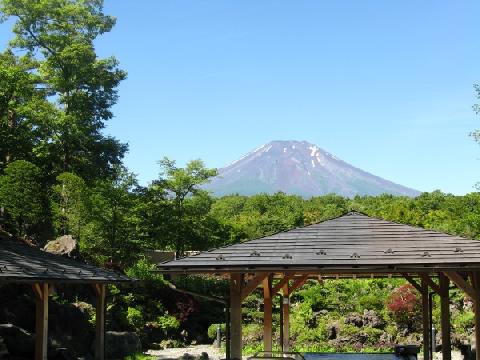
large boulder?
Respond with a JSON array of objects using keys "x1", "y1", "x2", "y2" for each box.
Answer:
[
  {"x1": 0, "y1": 297, "x2": 35, "y2": 331},
  {"x1": 0, "y1": 324, "x2": 35, "y2": 357},
  {"x1": 100, "y1": 331, "x2": 142, "y2": 359},
  {"x1": 48, "y1": 301, "x2": 94, "y2": 357},
  {"x1": 43, "y1": 235, "x2": 77, "y2": 257}
]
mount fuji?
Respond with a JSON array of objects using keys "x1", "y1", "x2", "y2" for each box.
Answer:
[{"x1": 203, "y1": 140, "x2": 420, "y2": 198}]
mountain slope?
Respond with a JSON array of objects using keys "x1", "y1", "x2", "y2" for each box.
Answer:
[{"x1": 204, "y1": 140, "x2": 420, "y2": 198}]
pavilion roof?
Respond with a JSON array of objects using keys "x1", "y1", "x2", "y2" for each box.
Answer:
[
  {"x1": 157, "y1": 212, "x2": 480, "y2": 274},
  {"x1": 0, "y1": 236, "x2": 131, "y2": 284}
]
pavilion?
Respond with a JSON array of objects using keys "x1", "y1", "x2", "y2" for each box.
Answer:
[
  {"x1": 157, "y1": 212, "x2": 480, "y2": 360},
  {"x1": 0, "y1": 235, "x2": 132, "y2": 360}
]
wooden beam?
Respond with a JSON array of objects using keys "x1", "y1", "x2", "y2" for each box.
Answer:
[
  {"x1": 230, "y1": 273, "x2": 243, "y2": 360},
  {"x1": 289, "y1": 275, "x2": 309, "y2": 294},
  {"x1": 402, "y1": 273, "x2": 422, "y2": 293},
  {"x1": 272, "y1": 274, "x2": 293, "y2": 295},
  {"x1": 439, "y1": 273, "x2": 451, "y2": 360},
  {"x1": 444, "y1": 271, "x2": 476, "y2": 300},
  {"x1": 421, "y1": 278, "x2": 430, "y2": 360},
  {"x1": 241, "y1": 272, "x2": 268, "y2": 301},
  {"x1": 472, "y1": 272, "x2": 480, "y2": 360},
  {"x1": 93, "y1": 284, "x2": 106, "y2": 360},
  {"x1": 33, "y1": 282, "x2": 48, "y2": 360},
  {"x1": 263, "y1": 275, "x2": 273, "y2": 353},
  {"x1": 419, "y1": 274, "x2": 442, "y2": 295},
  {"x1": 282, "y1": 282, "x2": 290, "y2": 352}
]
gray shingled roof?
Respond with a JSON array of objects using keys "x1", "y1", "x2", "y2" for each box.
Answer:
[
  {"x1": 157, "y1": 212, "x2": 480, "y2": 274},
  {"x1": 0, "y1": 237, "x2": 131, "y2": 283}
]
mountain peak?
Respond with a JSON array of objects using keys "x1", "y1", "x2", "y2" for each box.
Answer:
[{"x1": 205, "y1": 140, "x2": 419, "y2": 198}]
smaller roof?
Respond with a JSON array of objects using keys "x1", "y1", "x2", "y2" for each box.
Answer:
[
  {"x1": 157, "y1": 212, "x2": 480, "y2": 274},
  {"x1": 0, "y1": 237, "x2": 131, "y2": 284}
]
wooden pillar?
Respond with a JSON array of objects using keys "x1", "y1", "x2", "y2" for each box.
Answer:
[
  {"x1": 472, "y1": 272, "x2": 480, "y2": 360},
  {"x1": 33, "y1": 283, "x2": 49, "y2": 360},
  {"x1": 93, "y1": 284, "x2": 106, "y2": 360},
  {"x1": 421, "y1": 277, "x2": 430, "y2": 360},
  {"x1": 263, "y1": 275, "x2": 273, "y2": 353},
  {"x1": 282, "y1": 282, "x2": 290, "y2": 352},
  {"x1": 230, "y1": 273, "x2": 243, "y2": 360},
  {"x1": 439, "y1": 273, "x2": 451, "y2": 360}
]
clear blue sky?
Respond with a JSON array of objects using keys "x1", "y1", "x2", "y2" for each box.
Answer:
[{"x1": 2, "y1": 1, "x2": 480, "y2": 194}]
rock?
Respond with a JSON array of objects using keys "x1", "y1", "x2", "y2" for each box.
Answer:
[
  {"x1": 160, "y1": 339, "x2": 181, "y2": 349},
  {"x1": 308, "y1": 310, "x2": 329, "y2": 328},
  {"x1": 0, "y1": 295, "x2": 35, "y2": 332},
  {"x1": 181, "y1": 353, "x2": 195, "y2": 360},
  {"x1": 48, "y1": 347, "x2": 76, "y2": 360},
  {"x1": 0, "y1": 337, "x2": 8, "y2": 358},
  {"x1": 49, "y1": 301, "x2": 94, "y2": 357},
  {"x1": 149, "y1": 342, "x2": 163, "y2": 350},
  {"x1": 102, "y1": 331, "x2": 142, "y2": 359},
  {"x1": 327, "y1": 323, "x2": 339, "y2": 340},
  {"x1": 345, "y1": 313, "x2": 363, "y2": 327},
  {"x1": 0, "y1": 324, "x2": 35, "y2": 357},
  {"x1": 363, "y1": 310, "x2": 384, "y2": 329},
  {"x1": 43, "y1": 235, "x2": 77, "y2": 257}
]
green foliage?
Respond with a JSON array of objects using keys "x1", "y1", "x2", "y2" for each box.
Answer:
[
  {"x1": 152, "y1": 157, "x2": 219, "y2": 256},
  {"x1": 207, "y1": 323, "x2": 226, "y2": 339},
  {"x1": 174, "y1": 275, "x2": 228, "y2": 298},
  {"x1": 126, "y1": 307, "x2": 144, "y2": 330},
  {"x1": 452, "y1": 310, "x2": 474, "y2": 335},
  {"x1": 0, "y1": 50, "x2": 54, "y2": 169},
  {"x1": 125, "y1": 258, "x2": 164, "y2": 282},
  {"x1": 156, "y1": 312, "x2": 180, "y2": 334},
  {"x1": 0, "y1": 0, "x2": 127, "y2": 182},
  {"x1": 123, "y1": 354, "x2": 156, "y2": 360},
  {"x1": 0, "y1": 160, "x2": 44, "y2": 236},
  {"x1": 51, "y1": 172, "x2": 88, "y2": 238},
  {"x1": 81, "y1": 167, "x2": 142, "y2": 266}
]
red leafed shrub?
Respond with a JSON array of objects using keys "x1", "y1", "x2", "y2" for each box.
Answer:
[{"x1": 386, "y1": 284, "x2": 421, "y2": 332}]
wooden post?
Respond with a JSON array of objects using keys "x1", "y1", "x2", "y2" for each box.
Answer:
[
  {"x1": 93, "y1": 284, "x2": 106, "y2": 360},
  {"x1": 282, "y1": 282, "x2": 290, "y2": 352},
  {"x1": 439, "y1": 273, "x2": 451, "y2": 360},
  {"x1": 421, "y1": 277, "x2": 430, "y2": 360},
  {"x1": 230, "y1": 273, "x2": 243, "y2": 360},
  {"x1": 263, "y1": 275, "x2": 273, "y2": 353},
  {"x1": 33, "y1": 282, "x2": 49, "y2": 360},
  {"x1": 472, "y1": 272, "x2": 480, "y2": 360}
]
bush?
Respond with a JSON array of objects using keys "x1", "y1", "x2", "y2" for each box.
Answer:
[
  {"x1": 157, "y1": 312, "x2": 180, "y2": 335},
  {"x1": 127, "y1": 307, "x2": 144, "y2": 330},
  {"x1": 125, "y1": 258, "x2": 165, "y2": 282},
  {"x1": 207, "y1": 323, "x2": 226, "y2": 340},
  {"x1": 453, "y1": 311, "x2": 474, "y2": 334},
  {"x1": 386, "y1": 284, "x2": 421, "y2": 332}
]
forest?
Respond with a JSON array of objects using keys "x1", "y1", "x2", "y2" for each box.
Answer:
[{"x1": 1, "y1": 0, "x2": 480, "y2": 359}]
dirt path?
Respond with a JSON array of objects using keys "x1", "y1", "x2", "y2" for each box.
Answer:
[
  {"x1": 146, "y1": 347, "x2": 464, "y2": 360},
  {"x1": 145, "y1": 344, "x2": 226, "y2": 360}
]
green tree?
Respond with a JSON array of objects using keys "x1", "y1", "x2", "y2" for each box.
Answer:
[
  {"x1": 0, "y1": 50, "x2": 54, "y2": 170},
  {"x1": 0, "y1": 160, "x2": 44, "y2": 236},
  {"x1": 51, "y1": 172, "x2": 88, "y2": 239},
  {"x1": 0, "y1": 0, "x2": 128, "y2": 181},
  {"x1": 155, "y1": 158, "x2": 218, "y2": 256},
  {"x1": 82, "y1": 167, "x2": 141, "y2": 266}
]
